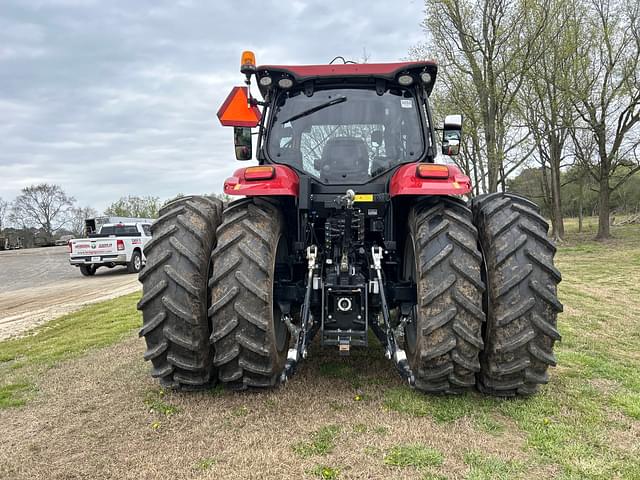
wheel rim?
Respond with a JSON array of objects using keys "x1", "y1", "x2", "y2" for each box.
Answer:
[
  {"x1": 135, "y1": 255, "x2": 141, "y2": 270},
  {"x1": 402, "y1": 236, "x2": 418, "y2": 355},
  {"x1": 272, "y1": 235, "x2": 289, "y2": 353}
]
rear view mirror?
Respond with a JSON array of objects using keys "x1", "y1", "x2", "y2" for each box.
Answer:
[
  {"x1": 442, "y1": 114, "x2": 462, "y2": 156},
  {"x1": 234, "y1": 126, "x2": 252, "y2": 160}
]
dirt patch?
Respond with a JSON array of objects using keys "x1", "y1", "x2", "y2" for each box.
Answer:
[{"x1": 0, "y1": 336, "x2": 534, "y2": 480}]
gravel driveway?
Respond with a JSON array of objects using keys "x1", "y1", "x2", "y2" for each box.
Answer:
[{"x1": 0, "y1": 246, "x2": 141, "y2": 339}]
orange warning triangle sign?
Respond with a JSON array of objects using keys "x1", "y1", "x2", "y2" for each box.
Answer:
[{"x1": 217, "y1": 86, "x2": 262, "y2": 127}]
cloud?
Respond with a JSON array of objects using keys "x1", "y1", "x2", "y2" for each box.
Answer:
[{"x1": 0, "y1": 0, "x2": 426, "y2": 211}]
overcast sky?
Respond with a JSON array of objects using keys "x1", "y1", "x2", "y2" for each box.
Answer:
[{"x1": 0, "y1": 0, "x2": 426, "y2": 212}]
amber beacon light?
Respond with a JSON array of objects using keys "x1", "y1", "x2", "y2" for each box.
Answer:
[{"x1": 241, "y1": 50, "x2": 257, "y2": 75}]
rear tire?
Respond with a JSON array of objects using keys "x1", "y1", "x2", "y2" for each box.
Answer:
[
  {"x1": 209, "y1": 198, "x2": 290, "y2": 389},
  {"x1": 127, "y1": 250, "x2": 142, "y2": 274},
  {"x1": 404, "y1": 197, "x2": 486, "y2": 393},
  {"x1": 472, "y1": 193, "x2": 562, "y2": 397},
  {"x1": 137, "y1": 195, "x2": 222, "y2": 390},
  {"x1": 79, "y1": 265, "x2": 96, "y2": 276}
]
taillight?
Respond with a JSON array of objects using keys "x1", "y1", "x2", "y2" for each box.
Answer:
[
  {"x1": 244, "y1": 166, "x2": 275, "y2": 181},
  {"x1": 416, "y1": 163, "x2": 450, "y2": 179},
  {"x1": 68, "y1": 241, "x2": 72, "y2": 253},
  {"x1": 117, "y1": 239, "x2": 125, "y2": 251}
]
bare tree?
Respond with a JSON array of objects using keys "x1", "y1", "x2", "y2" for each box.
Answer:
[
  {"x1": 569, "y1": 0, "x2": 640, "y2": 239},
  {"x1": 412, "y1": 0, "x2": 549, "y2": 192},
  {"x1": 517, "y1": 0, "x2": 581, "y2": 240},
  {"x1": 431, "y1": 75, "x2": 489, "y2": 195},
  {"x1": 0, "y1": 197, "x2": 8, "y2": 231},
  {"x1": 10, "y1": 184, "x2": 75, "y2": 242},
  {"x1": 69, "y1": 206, "x2": 98, "y2": 237}
]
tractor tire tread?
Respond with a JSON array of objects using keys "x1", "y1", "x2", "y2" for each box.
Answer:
[
  {"x1": 473, "y1": 193, "x2": 562, "y2": 397},
  {"x1": 209, "y1": 198, "x2": 289, "y2": 390},
  {"x1": 138, "y1": 195, "x2": 222, "y2": 390},
  {"x1": 408, "y1": 196, "x2": 485, "y2": 394}
]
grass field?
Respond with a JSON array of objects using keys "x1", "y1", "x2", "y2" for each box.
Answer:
[{"x1": 1, "y1": 220, "x2": 639, "y2": 479}]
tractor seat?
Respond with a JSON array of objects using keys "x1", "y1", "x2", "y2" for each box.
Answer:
[{"x1": 316, "y1": 136, "x2": 369, "y2": 178}]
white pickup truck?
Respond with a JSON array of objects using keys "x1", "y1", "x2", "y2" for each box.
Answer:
[{"x1": 68, "y1": 222, "x2": 152, "y2": 276}]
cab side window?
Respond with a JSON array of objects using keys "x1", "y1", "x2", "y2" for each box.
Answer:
[{"x1": 142, "y1": 224, "x2": 152, "y2": 236}]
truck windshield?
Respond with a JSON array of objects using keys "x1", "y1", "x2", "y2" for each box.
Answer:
[{"x1": 267, "y1": 87, "x2": 425, "y2": 183}]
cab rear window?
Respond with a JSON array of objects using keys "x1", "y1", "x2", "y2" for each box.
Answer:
[{"x1": 99, "y1": 225, "x2": 139, "y2": 236}]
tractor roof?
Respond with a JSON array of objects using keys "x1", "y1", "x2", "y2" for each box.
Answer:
[{"x1": 255, "y1": 60, "x2": 438, "y2": 96}]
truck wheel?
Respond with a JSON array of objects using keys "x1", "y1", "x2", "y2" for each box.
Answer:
[
  {"x1": 472, "y1": 193, "x2": 562, "y2": 396},
  {"x1": 209, "y1": 198, "x2": 290, "y2": 389},
  {"x1": 404, "y1": 197, "x2": 485, "y2": 393},
  {"x1": 137, "y1": 196, "x2": 223, "y2": 389},
  {"x1": 80, "y1": 265, "x2": 96, "y2": 276},
  {"x1": 127, "y1": 250, "x2": 142, "y2": 274}
]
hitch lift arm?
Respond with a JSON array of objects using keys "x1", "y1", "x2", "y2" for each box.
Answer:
[
  {"x1": 371, "y1": 246, "x2": 414, "y2": 385},
  {"x1": 281, "y1": 245, "x2": 318, "y2": 382}
]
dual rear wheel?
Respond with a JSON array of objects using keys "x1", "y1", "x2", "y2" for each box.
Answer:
[
  {"x1": 138, "y1": 197, "x2": 289, "y2": 390},
  {"x1": 404, "y1": 194, "x2": 562, "y2": 396}
]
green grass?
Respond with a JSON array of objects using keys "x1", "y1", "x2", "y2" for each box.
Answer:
[
  {"x1": 0, "y1": 292, "x2": 140, "y2": 368},
  {"x1": 309, "y1": 465, "x2": 340, "y2": 480},
  {"x1": 422, "y1": 474, "x2": 448, "y2": 480},
  {"x1": 0, "y1": 382, "x2": 36, "y2": 408},
  {"x1": 463, "y1": 451, "x2": 525, "y2": 480},
  {"x1": 611, "y1": 392, "x2": 640, "y2": 420},
  {"x1": 292, "y1": 425, "x2": 342, "y2": 458},
  {"x1": 0, "y1": 292, "x2": 140, "y2": 409},
  {"x1": 144, "y1": 389, "x2": 180, "y2": 417},
  {"x1": 194, "y1": 458, "x2": 217, "y2": 471},
  {"x1": 383, "y1": 387, "x2": 504, "y2": 433},
  {"x1": 383, "y1": 444, "x2": 443, "y2": 468},
  {"x1": 318, "y1": 361, "x2": 355, "y2": 379}
]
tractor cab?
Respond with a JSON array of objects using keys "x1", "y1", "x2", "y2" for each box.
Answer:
[{"x1": 219, "y1": 56, "x2": 447, "y2": 177}]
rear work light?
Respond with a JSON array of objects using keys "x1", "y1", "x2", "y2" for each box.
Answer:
[
  {"x1": 244, "y1": 166, "x2": 275, "y2": 181},
  {"x1": 416, "y1": 164, "x2": 450, "y2": 179},
  {"x1": 117, "y1": 239, "x2": 125, "y2": 251}
]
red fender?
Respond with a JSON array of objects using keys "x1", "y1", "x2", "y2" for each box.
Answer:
[
  {"x1": 223, "y1": 165, "x2": 300, "y2": 197},
  {"x1": 390, "y1": 163, "x2": 472, "y2": 197}
]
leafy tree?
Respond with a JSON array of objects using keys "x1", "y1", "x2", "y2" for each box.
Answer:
[
  {"x1": 162, "y1": 193, "x2": 185, "y2": 208},
  {"x1": 210, "y1": 192, "x2": 232, "y2": 204},
  {"x1": 507, "y1": 168, "x2": 551, "y2": 215},
  {"x1": 104, "y1": 196, "x2": 160, "y2": 219},
  {"x1": 10, "y1": 184, "x2": 75, "y2": 243},
  {"x1": 568, "y1": 0, "x2": 640, "y2": 238}
]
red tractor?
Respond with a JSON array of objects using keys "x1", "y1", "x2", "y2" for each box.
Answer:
[{"x1": 138, "y1": 52, "x2": 562, "y2": 396}]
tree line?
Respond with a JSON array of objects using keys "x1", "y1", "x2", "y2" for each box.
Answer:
[
  {"x1": 508, "y1": 164, "x2": 640, "y2": 228},
  {"x1": 0, "y1": 185, "x2": 157, "y2": 246},
  {"x1": 414, "y1": 0, "x2": 640, "y2": 240},
  {"x1": 0, "y1": 184, "x2": 232, "y2": 247}
]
